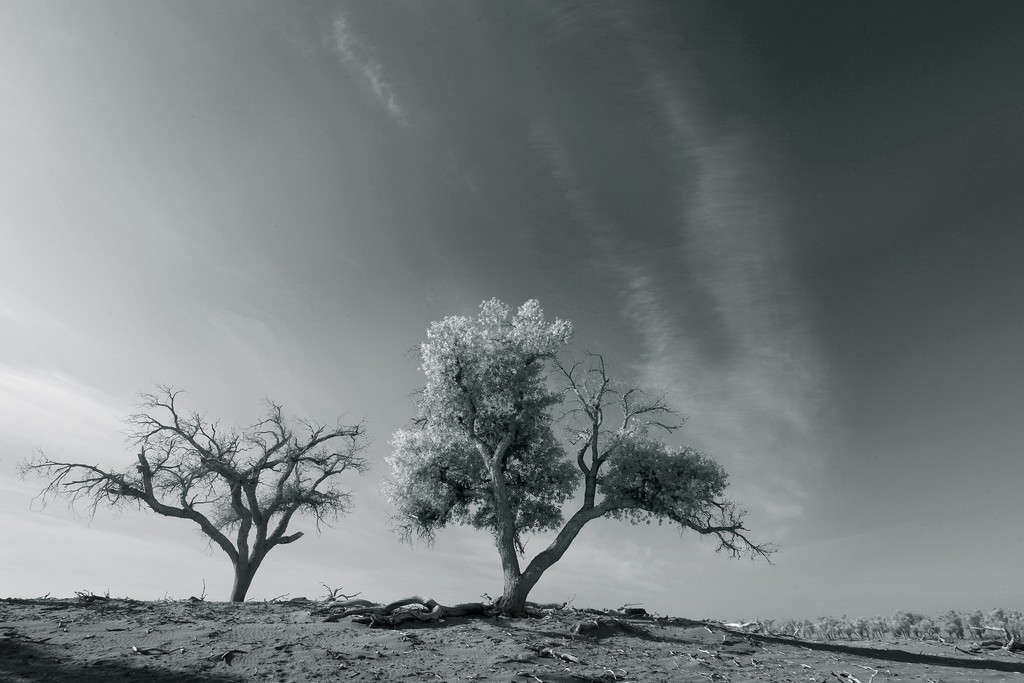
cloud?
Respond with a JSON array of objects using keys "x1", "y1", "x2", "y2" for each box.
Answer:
[
  {"x1": 0, "y1": 495, "x2": 227, "y2": 599},
  {"x1": 528, "y1": 14, "x2": 827, "y2": 540},
  {"x1": 528, "y1": 118, "x2": 618, "y2": 254},
  {"x1": 0, "y1": 365, "x2": 127, "y2": 458},
  {"x1": 621, "y1": 56, "x2": 827, "y2": 537},
  {"x1": 331, "y1": 12, "x2": 407, "y2": 125},
  {"x1": 0, "y1": 288, "x2": 75, "y2": 338},
  {"x1": 204, "y1": 308, "x2": 280, "y2": 385}
]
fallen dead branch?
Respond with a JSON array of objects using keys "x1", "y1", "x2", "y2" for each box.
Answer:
[
  {"x1": 132, "y1": 645, "x2": 182, "y2": 656},
  {"x1": 1, "y1": 598, "x2": 70, "y2": 609},
  {"x1": 854, "y1": 663, "x2": 881, "y2": 683},
  {"x1": 219, "y1": 649, "x2": 247, "y2": 666},
  {"x1": 320, "y1": 583, "x2": 361, "y2": 602},
  {"x1": 75, "y1": 590, "x2": 111, "y2": 604},
  {"x1": 723, "y1": 621, "x2": 759, "y2": 630},
  {"x1": 527, "y1": 642, "x2": 585, "y2": 664},
  {"x1": 317, "y1": 595, "x2": 568, "y2": 626},
  {"x1": 318, "y1": 596, "x2": 489, "y2": 626},
  {"x1": 832, "y1": 671, "x2": 863, "y2": 683},
  {"x1": 967, "y1": 626, "x2": 1022, "y2": 652}
]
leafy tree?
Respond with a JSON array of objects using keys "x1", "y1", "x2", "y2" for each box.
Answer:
[
  {"x1": 22, "y1": 387, "x2": 367, "y2": 601},
  {"x1": 966, "y1": 610, "x2": 985, "y2": 638},
  {"x1": 988, "y1": 608, "x2": 1010, "y2": 629},
  {"x1": 914, "y1": 616, "x2": 939, "y2": 640},
  {"x1": 939, "y1": 610, "x2": 965, "y2": 640},
  {"x1": 868, "y1": 615, "x2": 888, "y2": 640},
  {"x1": 385, "y1": 299, "x2": 774, "y2": 615}
]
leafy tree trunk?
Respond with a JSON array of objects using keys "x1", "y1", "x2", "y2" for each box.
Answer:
[
  {"x1": 498, "y1": 545, "x2": 521, "y2": 599},
  {"x1": 496, "y1": 504, "x2": 612, "y2": 615},
  {"x1": 499, "y1": 571, "x2": 543, "y2": 616},
  {"x1": 491, "y1": 439, "x2": 529, "y2": 615}
]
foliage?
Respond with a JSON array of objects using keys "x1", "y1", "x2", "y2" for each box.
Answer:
[
  {"x1": 386, "y1": 424, "x2": 579, "y2": 547},
  {"x1": 386, "y1": 299, "x2": 575, "y2": 549},
  {"x1": 600, "y1": 432, "x2": 727, "y2": 525},
  {"x1": 385, "y1": 298, "x2": 773, "y2": 612},
  {"x1": 760, "y1": 608, "x2": 1024, "y2": 643}
]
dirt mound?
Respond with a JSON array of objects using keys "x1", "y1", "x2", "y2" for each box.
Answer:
[{"x1": 2, "y1": 598, "x2": 1021, "y2": 682}]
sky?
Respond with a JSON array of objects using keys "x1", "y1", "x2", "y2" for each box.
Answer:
[{"x1": 2, "y1": 1, "x2": 1023, "y2": 620}]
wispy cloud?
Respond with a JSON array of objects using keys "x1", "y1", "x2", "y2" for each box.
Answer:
[
  {"x1": 622, "y1": 50, "x2": 826, "y2": 535},
  {"x1": 528, "y1": 118, "x2": 618, "y2": 254},
  {"x1": 0, "y1": 365, "x2": 127, "y2": 460},
  {"x1": 527, "y1": 11, "x2": 827, "y2": 539},
  {"x1": 201, "y1": 307, "x2": 319, "y2": 420},
  {"x1": 331, "y1": 13, "x2": 407, "y2": 126},
  {"x1": 0, "y1": 288, "x2": 75, "y2": 338}
]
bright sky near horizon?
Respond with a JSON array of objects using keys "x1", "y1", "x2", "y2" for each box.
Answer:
[{"x1": 2, "y1": 1, "x2": 1023, "y2": 620}]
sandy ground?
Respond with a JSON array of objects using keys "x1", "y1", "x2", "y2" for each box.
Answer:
[{"x1": 2, "y1": 597, "x2": 1022, "y2": 683}]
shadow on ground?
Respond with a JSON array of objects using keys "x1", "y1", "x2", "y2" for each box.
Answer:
[{"x1": 0, "y1": 637, "x2": 244, "y2": 683}]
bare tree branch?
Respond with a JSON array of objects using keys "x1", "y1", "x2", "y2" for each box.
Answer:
[{"x1": 22, "y1": 386, "x2": 368, "y2": 601}]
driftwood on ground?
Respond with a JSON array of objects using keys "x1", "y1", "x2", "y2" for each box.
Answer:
[
  {"x1": 318, "y1": 597, "x2": 490, "y2": 626},
  {"x1": 316, "y1": 596, "x2": 573, "y2": 626}
]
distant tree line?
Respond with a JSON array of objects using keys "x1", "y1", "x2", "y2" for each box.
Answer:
[{"x1": 761, "y1": 608, "x2": 1024, "y2": 643}]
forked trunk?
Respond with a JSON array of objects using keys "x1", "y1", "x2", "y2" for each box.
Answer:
[
  {"x1": 498, "y1": 570, "x2": 542, "y2": 616},
  {"x1": 496, "y1": 523, "x2": 531, "y2": 615},
  {"x1": 496, "y1": 505, "x2": 612, "y2": 616},
  {"x1": 492, "y1": 444, "x2": 531, "y2": 615}
]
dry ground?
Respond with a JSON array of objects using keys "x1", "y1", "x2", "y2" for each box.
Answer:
[{"x1": 1, "y1": 597, "x2": 1022, "y2": 683}]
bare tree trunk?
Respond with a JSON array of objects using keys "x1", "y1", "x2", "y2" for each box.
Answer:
[{"x1": 230, "y1": 557, "x2": 261, "y2": 602}]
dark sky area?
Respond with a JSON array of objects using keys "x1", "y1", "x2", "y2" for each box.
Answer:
[{"x1": 1, "y1": 1, "x2": 1022, "y2": 617}]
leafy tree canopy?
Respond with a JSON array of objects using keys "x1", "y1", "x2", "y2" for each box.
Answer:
[{"x1": 386, "y1": 299, "x2": 576, "y2": 549}]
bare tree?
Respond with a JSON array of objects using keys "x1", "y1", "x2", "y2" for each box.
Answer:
[
  {"x1": 22, "y1": 386, "x2": 368, "y2": 601},
  {"x1": 385, "y1": 300, "x2": 774, "y2": 616}
]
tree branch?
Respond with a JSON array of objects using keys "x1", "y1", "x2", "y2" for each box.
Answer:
[
  {"x1": 676, "y1": 502, "x2": 778, "y2": 562},
  {"x1": 22, "y1": 386, "x2": 367, "y2": 600}
]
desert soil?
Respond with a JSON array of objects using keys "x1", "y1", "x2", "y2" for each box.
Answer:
[{"x1": 1, "y1": 597, "x2": 1021, "y2": 683}]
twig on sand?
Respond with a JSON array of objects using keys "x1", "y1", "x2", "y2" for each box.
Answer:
[
  {"x1": 209, "y1": 649, "x2": 248, "y2": 666},
  {"x1": 527, "y1": 643, "x2": 584, "y2": 664},
  {"x1": 75, "y1": 590, "x2": 111, "y2": 604},
  {"x1": 132, "y1": 645, "x2": 182, "y2": 656},
  {"x1": 854, "y1": 664, "x2": 880, "y2": 683},
  {"x1": 321, "y1": 583, "x2": 361, "y2": 601},
  {"x1": 515, "y1": 673, "x2": 543, "y2": 683},
  {"x1": 187, "y1": 580, "x2": 207, "y2": 603}
]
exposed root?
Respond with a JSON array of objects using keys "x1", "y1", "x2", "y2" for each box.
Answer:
[
  {"x1": 317, "y1": 595, "x2": 572, "y2": 626},
  {"x1": 318, "y1": 596, "x2": 490, "y2": 626}
]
